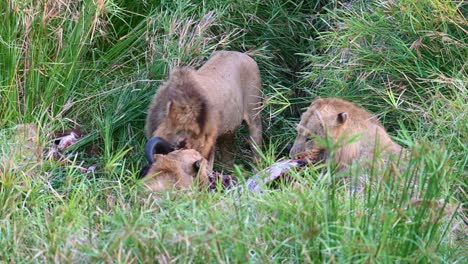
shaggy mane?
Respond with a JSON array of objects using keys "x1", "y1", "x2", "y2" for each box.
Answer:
[{"x1": 166, "y1": 67, "x2": 209, "y2": 132}]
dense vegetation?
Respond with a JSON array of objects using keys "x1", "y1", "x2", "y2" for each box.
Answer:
[{"x1": 1, "y1": 0, "x2": 466, "y2": 262}]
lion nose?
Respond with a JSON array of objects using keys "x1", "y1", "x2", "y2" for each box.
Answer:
[{"x1": 289, "y1": 144, "x2": 298, "y2": 157}]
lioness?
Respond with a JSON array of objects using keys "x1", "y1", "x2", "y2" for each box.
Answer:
[
  {"x1": 142, "y1": 140, "x2": 210, "y2": 192},
  {"x1": 141, "y1": 138, "x2": 235, "y2": 192},
  {"x1": 290, "y1": 97, "x2": 403, "y2": 171},
  {"x1": 145, "y1": 51, "x2": 263, "y2": 170}
]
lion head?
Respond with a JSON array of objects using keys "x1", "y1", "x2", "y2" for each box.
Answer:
[
  {"x1": 289, "y1": 97, "x2": 401, "y2": 169},
  {"x1": 144, "y1": 68, "x2": 218, "y2": 159},
  {"x1": 289, "y1": 97, "x2": 352, "y2": 157},
  {"x1": 141, "y1": 137, "x2": 209, "y2": 192}
]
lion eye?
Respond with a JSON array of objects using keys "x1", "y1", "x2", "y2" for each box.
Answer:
[
  {"x1": 305, "y1": 137, "x2": 313, "y2": 143},
  {"x1": 315, "y1": 124, "x2": 325, "y2": 136}
]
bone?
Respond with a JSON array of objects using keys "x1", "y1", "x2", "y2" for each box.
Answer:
[{"x1": 245, "y1": 159, "x2": 305, "y2": 194}]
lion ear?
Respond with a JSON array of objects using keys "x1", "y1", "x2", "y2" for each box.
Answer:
[
  {"x1": 166, "y1": 101, "x2": 174, "y2": 117},
  {"x1": 167, "y1": 101, "x2": 189, "y2": 120},
  {"x1": 167, "y1": 101, "x2": 180, "y2": 119},
  {"x1": 337, "y1": 112, "x2": 348, "y2": 124}
]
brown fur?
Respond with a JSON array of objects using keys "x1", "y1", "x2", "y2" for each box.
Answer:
[
  {"x1": 290, "y1": 97, "x2": 403, "y2": 170},
  {"x1": 143, "y1": 149, "x2": 209, "y2": 192},
  {"x1": 145, "y1": 51, "x2": 263, "y2": 169}
]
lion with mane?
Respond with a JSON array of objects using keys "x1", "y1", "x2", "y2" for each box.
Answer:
[{"x1": 144, "y1": 51, "x2": 263, "y2": 173}]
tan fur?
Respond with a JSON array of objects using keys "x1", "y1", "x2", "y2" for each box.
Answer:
[
  {"x1": 145, "y1": 51, "x2": 263, "y2": 169},
  {"x1": 290, "y1": 97, "x2": 403, "y2": 170},
  {"x1": 143, "y1": 149, "x2": 209, "y2": 192}
]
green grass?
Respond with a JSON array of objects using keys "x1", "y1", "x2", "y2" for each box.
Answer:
[{"x1": 1, "y1": 0, "x2": 466, "y2": 262}]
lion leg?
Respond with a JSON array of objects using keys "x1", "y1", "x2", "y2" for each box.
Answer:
[
  {"x1": 207, "y1": 148, "x2": 215, "y2": 173},
  {"x1": 216, "y1": 133, "x2": 236, "y2": 170},
  {"x1": 197, "y1": 128, "x2": 218, "y2": 172},
  {"x1": 244, "y1": 112, "x2": 263, "y2": 163}
]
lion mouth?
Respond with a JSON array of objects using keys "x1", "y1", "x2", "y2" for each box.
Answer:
[{"x1": 295, "y1": 148, "x2": 327, "y2": 165}]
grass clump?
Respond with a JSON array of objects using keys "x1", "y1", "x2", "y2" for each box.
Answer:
[{"x1": 0, "y1": 0, "x2": 466, "y2": 262}]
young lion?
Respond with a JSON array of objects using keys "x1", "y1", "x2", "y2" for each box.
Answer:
[
  {"x1": 145, "y1": 51, "x2": 263, "y2": 170},
  {"x1": 142, "y1": 148, "x2": 210, "y2": 192},
  {"x1": 289, "y1": 97, "x2": 403, "y2": 171}
]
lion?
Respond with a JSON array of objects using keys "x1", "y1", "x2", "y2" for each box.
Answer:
[
  {"x1": 144, "y1": 51, "x2": 263, "y2": 170},
  {"x1": 140, "y1": 138, "x2": 237, "y2": 192},
  {"x1": 141, "y1": 138, "x2": 210, "y2": 192},
  {"x1": 289, "y1": 97, "x2": 404, "y2": 171}
]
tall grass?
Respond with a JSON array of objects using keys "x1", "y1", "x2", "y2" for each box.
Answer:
[
  {"x1": 0, "y1": 0, "x2": 117, "y2": 127},
  {"x1": 299, "y1": 0, "x2": 467, "y2": 133},
  {"x1": 0, "y1": 0, "x2": 466, "y2": 262}
]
